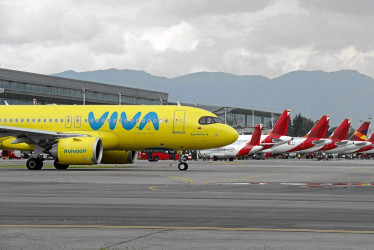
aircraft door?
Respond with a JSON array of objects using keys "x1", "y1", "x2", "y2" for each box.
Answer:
[
  {"x1": 173, "y1": 110, "x2": 186, "y2": 134},
  {"x1": 74, "y1": 116, "x2": 81, "y2": 128},
  {"x1": 65, "y1": 116, "x2": 72, "y2": 128}
]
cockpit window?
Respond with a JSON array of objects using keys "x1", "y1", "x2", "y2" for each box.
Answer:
[{"x1": 199, "y1": 116, "x2": 222, "y2": 125}]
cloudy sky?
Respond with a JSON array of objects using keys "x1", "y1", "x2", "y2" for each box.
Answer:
[{"x1": 1, "y1": 0, "x2": 374, "y2": 78}]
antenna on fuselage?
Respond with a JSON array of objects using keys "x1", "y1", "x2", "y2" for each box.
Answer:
[
  {"x1": 177, "y1": 101, "x2": 181, "y2": 106},
  {"x1": 4, "y1": 100, "x2": 9, "y2": 105}
]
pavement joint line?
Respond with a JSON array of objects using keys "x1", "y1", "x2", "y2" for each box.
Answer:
[
  {"x1": 215, "y1": 182, "x2": 374, "y2": 187},
  {"x1": 157, "y1": 174, "x2": 194, "y2": 184},
  {"x1": 201, "y1": 173, "x2": 282, "y2": 184},
  {"x1": 1, "y1": 225, "x2": 374, "y2": 234}
]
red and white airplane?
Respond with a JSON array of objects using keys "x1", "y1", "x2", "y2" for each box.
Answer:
[
  {"x1": 320, "y1": 121, "x2": 371, "y2": 154},
  {"x1": 199, "y1": 109, "x2": 292, "y2": 160},
  {"x1": 200, "y1": 123, "x2": 263, "y2": 161},
  {"x1": 262, "y1": 115, "x2": 331, "y2": 154},
  {"x1": 316, "y1": 118, "x2": 352, "y2": 152},
  {"x1": 346, "y1": 133, "x2": 374, "y2": 154}
]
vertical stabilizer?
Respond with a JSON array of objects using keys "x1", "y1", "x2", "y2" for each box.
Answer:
[
  {"x1": 349, "y1": 121, "x2": 370, "y2": 141},
  {"x1": 304, "y1": 115, "x2": 330, "y2": 139},
  {"x1": 248, "y1": 124, "x2": 263, "y2": 146},
  {"x1": 328, "y1": 119, "x2": 351, "y2": 140},
  {"x1": 267, "y1": 109, "x2": 290, "y2": 136}
]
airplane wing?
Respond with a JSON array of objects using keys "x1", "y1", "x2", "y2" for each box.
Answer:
[{"x1": 0, "y1": 125, "x2": 89, "y2": 145}]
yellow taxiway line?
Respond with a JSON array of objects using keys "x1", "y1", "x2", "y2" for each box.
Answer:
[{"x1": 1, "y1": 224, "x2": 374, "y2": 234}]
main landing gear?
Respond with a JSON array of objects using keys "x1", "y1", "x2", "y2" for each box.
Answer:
[
  {"x1": 26, "y1": 158, "x2": 44, "y2": 170},
  {"x1": 54, "y1": 160, "x2": 69, "y2": 170}
]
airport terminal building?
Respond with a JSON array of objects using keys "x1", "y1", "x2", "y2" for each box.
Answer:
[
  {"x1": 0, "y1": 68, "x2": 279, "y2": 130},
  {"x1": 0, "y1": 68, "x2": 167, "y2": 106}
]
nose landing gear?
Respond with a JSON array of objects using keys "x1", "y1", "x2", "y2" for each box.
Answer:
[{"x1": 178, "y1": 161, "x2": 188, "y2": 171}]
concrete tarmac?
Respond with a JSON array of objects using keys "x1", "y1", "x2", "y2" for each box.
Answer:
[{"x1": 1, "y1": 159, "x2": 374, "y2": 249}]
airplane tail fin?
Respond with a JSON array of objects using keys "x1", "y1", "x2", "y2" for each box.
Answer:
[
  {"x1": 304, "y1": 115, "x2": 330, "y2": 139},
  {"x1": 267, "y1": 109, "x2": 290, "y2": 136},
  {"x1": 367, "y1": 133, "x2": 374, "y2": 143},
  {"x1": 349, "y1": 121, "x2": 370, "y2": 141},
  {"x1": 248, "y1": 124, "x2": 263, "y2": 146},
  {"x1": 328, "y1": 119, "x2": 351, "y2": 140}
]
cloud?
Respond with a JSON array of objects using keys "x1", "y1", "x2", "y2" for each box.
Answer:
[{"x1": 0, "y1": 0, "x2": 374, "y2": 80}]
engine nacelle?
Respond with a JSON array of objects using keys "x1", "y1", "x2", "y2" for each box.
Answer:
[
  {"x1": 101, "y1": 150, "x2": 137, "y2": 164},
  {"x1": 50, "y1": 137, "x2": 103, "y2": 165}
]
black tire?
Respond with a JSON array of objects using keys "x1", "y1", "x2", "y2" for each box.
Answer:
[
  {"x1": 182, "y1": 156, "x2": 188, "y2": 162},
  {"x1": 178, "y1": 162, "x2": 188, "y2": 171},
  {"x1": 54, "y1": 160, "x2": 69, "y2": 170},
  {"x1": 212, "y1": 156, "x2": 218, "y2": 161},
  {"x1": 153, "y1": 156, "x2": 159, "y2": 162},
  {"x1": 26, "y1": 158, "x2": 43, "y2": 170},
  {"x1": 229, "y1": 158, "x2": 234, "y2": 161}
]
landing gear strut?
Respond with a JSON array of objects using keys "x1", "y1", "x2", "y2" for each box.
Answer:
[{"x1": 26, "y1": 158, "x2": 43, "y2": 170}]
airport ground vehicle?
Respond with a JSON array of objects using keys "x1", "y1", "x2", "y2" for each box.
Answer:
[
  {"x1": 1, "y1": 150, "x2": 21, "y2": 159},
  {"x1": 138, "y1": 151, "x2": 180, "y2": 162},
  {"x1": 138, "y1": 150, "x2": 195, "y2": 162}
]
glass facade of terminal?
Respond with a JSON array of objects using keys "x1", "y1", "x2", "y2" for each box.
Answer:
[
  {"x1": 218, "y1": 112, "x2": 280, "y2": 128},
  {"x1": 0, "y1": 80, "x2": 161, "y2": 105}
]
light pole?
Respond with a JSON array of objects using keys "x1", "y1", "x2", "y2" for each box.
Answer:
[
  {"x1": 82, "y1": 86, "x2": 88, "y2": 105},
  {"x1": 251, "y1": 107, "x2": 254, "y2": 127},
  {"x1": 118, "y1": 91, "x2": 123, "y2": 105}
]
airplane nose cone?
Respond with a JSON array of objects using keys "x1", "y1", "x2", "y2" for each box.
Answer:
[{"x1": 221, "y1": 124, "x2": 238, "y2": 145}]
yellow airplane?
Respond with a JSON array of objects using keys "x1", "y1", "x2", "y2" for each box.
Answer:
[{"x1": 0, "y1": 105, "x2": 238, "y2": 171}]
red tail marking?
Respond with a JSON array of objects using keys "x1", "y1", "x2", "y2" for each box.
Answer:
[
  {"x1": 304, "y1": 115, "x2": 330, "y2": 139},
  {"x1": 248, "y1": 124, "x2": 263, "y2": 146},
  {"x1": 267, "y1": 109, "x2": 290, "y2": 136},
  {"x1": 328, "y1": 119, "x2": 351, "y2": 140}
]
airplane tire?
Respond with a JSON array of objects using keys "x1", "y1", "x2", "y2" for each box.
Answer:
[
  {"x1": 153, "y1": 156, "x2": 159, "y2": 162},
  {"x1": 212, "y1": 156, "x2": 218, "y2": 161},
  {"x1": 26, "y1": 158, "x2": 43, "y2": 170},
  {"x1": 178, "y1": 162, "x2": 188, "y2": 171},
  {"x1": 54, "y1": 161, "x2": 69, "y2": 170},
  {"x1": 229, "y1": 158, "x2": 234, "y2": 161}
]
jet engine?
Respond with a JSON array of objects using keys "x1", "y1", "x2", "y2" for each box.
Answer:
[
  {"x1": 101, "y1": 150, "x2": 137, "y2": 164},
  {"x1": 49, "y1": 137, "x2": 103, "y2": 165}
]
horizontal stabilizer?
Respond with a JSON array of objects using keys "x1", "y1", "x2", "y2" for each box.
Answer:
[
  {"x1": 312, "y1": 139, "x2": 327, "y2": 145},
  {"x1": 335, "y1": 141, "x2": 349, "y2": 145}
]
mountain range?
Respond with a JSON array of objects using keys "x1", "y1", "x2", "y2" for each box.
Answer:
[{"x1": 52, "y1": 69, "x2": 374, "y2": 129}]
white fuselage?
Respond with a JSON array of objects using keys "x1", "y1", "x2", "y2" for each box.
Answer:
[
  {"x1": 262, "y1": 137, "x2": 307, "y2": 154},
  {"x1": 323, "y1": 141, "x2": 371, "y2": 154}
]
